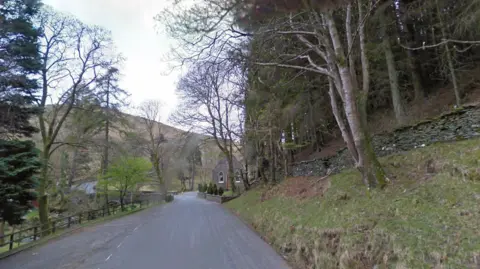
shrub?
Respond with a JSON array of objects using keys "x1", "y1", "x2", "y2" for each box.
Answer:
[
  {"x1": 213, "y1": 184, "x2": 218, "y2": 195},
  {"x1": 218, "y1": 187, "x2": 224, "y2": 196},
  {"x1": 207, "y1": 183, "x2": 214, "y2": 195},
  {"x1": 165, "y1": 194, "x2": 174, "y2": 203},
  {"x1": 203, "y1": 183, "x2": 209, "y2": 193}
]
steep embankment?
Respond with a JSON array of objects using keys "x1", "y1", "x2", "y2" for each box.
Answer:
[{"x1": 226, "y1": 139, "x2": 480, "y2": 268}]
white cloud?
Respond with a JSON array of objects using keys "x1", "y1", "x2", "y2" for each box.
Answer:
[{"x1": 42, "y1": 0, "x2": 179, "y2": 122}]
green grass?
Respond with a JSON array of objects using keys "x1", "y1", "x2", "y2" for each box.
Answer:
[
  {"x1": 222, "y1": 190, "x2": 234, "y2": 197},
  {"x1": 226, "y1": 139, "x2": 480, "y2": 268}
]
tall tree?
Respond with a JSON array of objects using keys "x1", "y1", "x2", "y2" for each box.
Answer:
[
  {"x1": 35, "y1": 6, "x2": 120, "y2": 232},
  {"x1": 0, "y1": 0, "x2": 42, "y2": 138},
  {"x1": 172, "y1": 61, "x2": 242, "y2": 192},
  {"x1": 94, "y1": 67, "x2": 129, "y2": 209},
  {"x1": 0, "y1": 0, "x2": 42, "y2": 243},
  {"x1": 138, "y1": 100, "x2": 169, "y2": 199}
]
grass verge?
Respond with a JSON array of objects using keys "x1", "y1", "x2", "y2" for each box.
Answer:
[
  {"x1": 0, "y1": 202, "x2": 162, "y2": 259},
  {"x1": 226, "y1": 139, "x2": 480, "y2": 269}
]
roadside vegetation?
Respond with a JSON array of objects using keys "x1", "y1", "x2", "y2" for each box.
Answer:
[{"x1": 227, "y1": 139, "x2": 480, "y2": 268}]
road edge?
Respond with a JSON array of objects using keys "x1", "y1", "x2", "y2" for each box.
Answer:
[
  {"x1": 0, "y1": 204, "x2": 160, "y2": 260},
  {"x1": 221, "y1": 204, "x2": 292, "y2": 268}
]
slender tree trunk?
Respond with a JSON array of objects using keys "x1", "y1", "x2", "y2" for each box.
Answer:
[
  {"x1": 326, "y1": 12, "x2": 386, "y2": 188},
  {"x1": 103, "y1": 83, "x2": 110, "y2": 212},
  {"x1": 68, "y1": 149, "x2": 78, "y2": 188},
  {"x1": 226, "y1": 154, "x2": 236, "y2": 192},
  {"x1": 120, "y1": 195, "x2": 124, "y2": 212},
  {"x1": 346, "y1": 3, "x2": 358, "y2": 91},
  {"x1": 0, "y1": 221, "x2": 5, "y2": 246},
  {"x1": 396, "y1": 0, "x2": 424, "y2": 103},
  {"x1": 435, "y1": 0, "x2": 461, "y2": 106},
  {"x1": 357, "y1": 0, "x2": 370, "y2": 123},
  {"x1": 380, "y1": 13, "x2": 405, "y2": 124},
  {"x1": 190, "y1": 158, "x2": 195, "y2": 191},
  {"x1": 407, "y1": 50, "x2": 424, "y2": 103},
  {"x1": 38, "y1": 147, "x2": 50, "y2": 235}
]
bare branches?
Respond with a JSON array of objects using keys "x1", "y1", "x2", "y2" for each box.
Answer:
[
  {"x1": 398, "y1": 38, "x2": 480, "y2": 51},
  {"x1": 254, "y1": 61, "x2": 330, "y2": 76}
]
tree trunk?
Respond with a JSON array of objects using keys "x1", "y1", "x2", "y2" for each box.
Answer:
[
  {"x1": 120, "y1": 195, "x2": 124, "y2": 212},
  {"x1": 380, "y1": 12, "x2": 405, "y2": 124},
  {"x1": 227, "y1": 155, "x2": 236, "y2": 192},
  {"x1": 396, "y1": 0, "x2": 424, "y2": 103},
  {"x1": 103, "y1": 82, "x2": 111, "y2": 211},
  {"x1": 0, "y1": 221, "x2": 4, "y2": 246},
  {"x1": 346, "y1": 3, "x2": 358, "y2": 91},
  {"x1": 190, "y1": 158, "x2": 195, "y2": 191},
  {"x1": 68, "y1": 149, "x2": 78, "y2": 188},
  {"x1": 38, "y1": 148, "x2": 50, "y2": 235},
  {"x1": 326, "y1": 12, "x2": 386, "y2": 188},
  {"x1": 243, "y1": 162, "x2": 250, "y2": 190},
  {"x1": 153, "y1": 158, "x2": 167, "y2": 200},
  {"x1": 435, "y1": 0, "x2": 461, "y2": 106}
]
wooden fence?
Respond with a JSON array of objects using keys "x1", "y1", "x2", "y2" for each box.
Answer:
[{"x1": 0, "y1": 200, "x2": 152, "y2": 253}]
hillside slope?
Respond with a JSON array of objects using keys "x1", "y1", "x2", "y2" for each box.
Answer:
[
  {"x1": 30, "y1": 109, "x2": 225, "y2": 188},
  {"x1": 226, "y1": 139, "x2": 480, "y2": 268}
]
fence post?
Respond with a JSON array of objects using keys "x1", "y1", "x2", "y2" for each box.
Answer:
[
  {"x1": 33, "y1": 227, "x2": 38, "y2": 241},
  {"x1": 67, "y1": 216, "x2": 71, "y2": 228},
  {"x1": 9, "y1": 234, "x2": 14, "y2": 250},
  {"x1": 52, "y1": 221, "x2": 56, "y2": 234}
]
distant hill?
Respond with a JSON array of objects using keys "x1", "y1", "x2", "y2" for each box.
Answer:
[{"x1": 30, "y1": 108, "x2": 226, "y2": 189}]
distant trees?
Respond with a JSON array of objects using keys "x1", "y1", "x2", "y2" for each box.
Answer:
[{"x1": 172, "y1": 60, "x2": 244, "y2": 192}]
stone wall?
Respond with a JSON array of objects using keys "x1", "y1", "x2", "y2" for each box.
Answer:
[{"x1": 291, "y1": 105, "x2": 480, "y2": 177}]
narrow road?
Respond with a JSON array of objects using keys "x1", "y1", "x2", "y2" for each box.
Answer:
[{"x1": 0, "y1": 192, "x2": 290, "y2": 269}]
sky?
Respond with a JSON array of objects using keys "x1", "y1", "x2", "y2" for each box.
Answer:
[{"x1": 42, "y1": 0, "x2": 179, "y2": 122}]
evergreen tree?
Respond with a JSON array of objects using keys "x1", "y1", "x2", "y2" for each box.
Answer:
[
  {"x1": 0, "y1": 140, "x2": 40, "y2": 225},
  {"x1": 0, "y1": 0, "x2": 42, "y2": 138}
]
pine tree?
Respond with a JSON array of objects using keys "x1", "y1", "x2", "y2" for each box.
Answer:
[
  {"x1": 0, "y1": 0, "x2": 42, "y2": 241},
  {"x1": 0, "y1": 0, "x2": 42, "y2": 138},
  {"x1": 0, "y1": 140, "x2": 40, "y2": 225}
]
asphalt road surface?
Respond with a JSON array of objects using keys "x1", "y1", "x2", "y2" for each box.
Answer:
[{"x1": 0, "y1": 192, "x2": 290, "y2": 269}]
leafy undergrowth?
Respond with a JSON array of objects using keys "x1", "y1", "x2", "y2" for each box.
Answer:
[{"x1": 226, "y1": 139, "x2": 480, "y2": 269}]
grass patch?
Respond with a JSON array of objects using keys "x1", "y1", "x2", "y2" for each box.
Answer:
[
  {"x1": 223, "y1": 190, "x2": 234, "y2": 197},
  {"x1": 226, "y1": 139, "x2": 480, "y2": 268}
]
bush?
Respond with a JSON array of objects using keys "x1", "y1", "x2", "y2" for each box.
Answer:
[
  {"x1": 218, "y1": 187, "x2": 224, "y2": 196},
  {"x1": 207, "y1": 183, "x2": 214, "y2": 195},
  {"x1": 213, "y1": 184, "x2": 218, "y2": 195},
  {"x1": 165, "y1": 194, "x2": 174, "y2": 203},
  {"x1": 203, "y1": 183, "x2": 208, "y2": 193}
]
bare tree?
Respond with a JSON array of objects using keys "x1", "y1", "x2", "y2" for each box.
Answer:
[
  {"x1": 172, "y1": 60, "x2": 243, "y2": 192},
  {"x1": 251, "y1": 1, "x2": 388, "y2": 188},
  {"x1": 35, "y1": 6, "x2": 120, "y2": 232},
  {"x1": 138, "y1": 100, "x2": 169, "y2": 199}
]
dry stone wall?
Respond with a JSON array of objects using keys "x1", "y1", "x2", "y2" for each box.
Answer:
[{"x1": 290, "y1": 105, "x2": 480, "y2": 177}]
